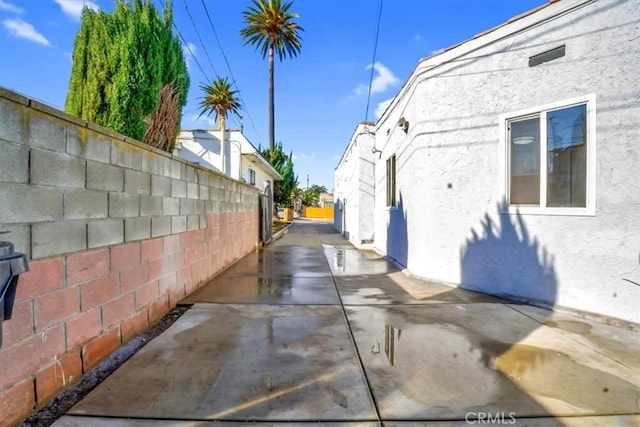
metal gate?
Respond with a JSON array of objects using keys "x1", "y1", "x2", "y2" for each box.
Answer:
[{"x1": 259, "y1": 183, "x2": 273, "y2": 243}]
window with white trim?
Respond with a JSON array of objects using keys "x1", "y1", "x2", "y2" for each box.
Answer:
[
  {"x1": 503, "y1": 95, "x2": 595, "y2": 215},
  {"x1": 386, "y1": 155, "x2": 396, "y2": 207},
  {"x1": 247, "y1": 168, "x2": 256, "y2": 185}
]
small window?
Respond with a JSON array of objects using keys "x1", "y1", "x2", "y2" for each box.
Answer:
[
  {"x1": 247, "y1": 169, "x2": 256, "y2": 185},
  {"x1": 386, "y1": 155, "x2": 396, "y2": 207},
  {"x1": 503, "y1": 95, "x2": 595, "y2": 215}
]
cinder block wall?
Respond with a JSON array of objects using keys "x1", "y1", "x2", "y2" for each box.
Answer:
[{"x1": 0, "y1": 88, "x2": 260, "y2": 425}]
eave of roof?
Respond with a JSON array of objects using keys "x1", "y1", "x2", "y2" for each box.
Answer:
[{"x1": 418, "y1": 0, "x2": 556, "y2": 65}]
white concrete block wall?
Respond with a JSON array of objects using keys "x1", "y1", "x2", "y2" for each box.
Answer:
[{"x1": 368, "y1": 0, "x2": 640, "y2": 322}]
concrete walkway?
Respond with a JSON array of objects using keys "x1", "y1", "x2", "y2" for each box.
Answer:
[{"x1": 54, "y1": 221, "x2": 639, "y2": 426}]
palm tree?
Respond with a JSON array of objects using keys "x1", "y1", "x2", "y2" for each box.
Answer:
[
  {"x1": 240, "y1": 0, "x2": 303, "y2": 153},
  {"x1": 198, "y1": 77, "x2": 242, "y2": 175}
]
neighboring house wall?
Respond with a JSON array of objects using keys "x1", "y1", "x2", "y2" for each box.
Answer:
[
  {"x1": 175, "y1": 129, "x2": 224, "y2": 173},
  {"x1": 0, "y1": 88, "x2": 260, "y2": 425},
  {"x1": 334, "y1": 123, "x2": 376, "y2": 248},
  {"x1": 241, "y1": 156, "x2": 273, "y2": 191},
  {"x1": 370, "y1": 0, "x2": 639, "y2": 322},
  {"x1": 319, "y1": 192, "x2": 334, "y2": 208},
  {"x1": 175, "y1": 130, "x2": 280, "y2": 192}
]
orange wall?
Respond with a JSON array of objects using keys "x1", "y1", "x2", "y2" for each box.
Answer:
[{"x1": 303, "y1": 207, "x2": 334, "y2": 219}]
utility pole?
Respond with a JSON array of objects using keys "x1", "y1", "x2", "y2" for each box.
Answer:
[{"x1": 306, "y1": 174, "x2": 309, "y2": 190}]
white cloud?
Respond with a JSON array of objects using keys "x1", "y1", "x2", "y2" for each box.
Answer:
[
  {"x1": 183, "y1": 42, "x2": 197, "y2": 56},
  {"x1": 190, "y1": 114, "x2": 216, "y2": 128},
  {"x1": 414, "y1": 34, "x2": 421, "y2": 43},
  {"x1": 2, "y1": 18, "x2": 50, "y2": 46},
  {"x1": 430, "y1": 48, "x2": 445, "y2": 56},
  {"x1": 291, "y1": 152, "x2": 315, "y2": 161},
  {"x1": 54, "y1": 0, "x2": 99, "y2": 20},
  {"x1": 375, "y1": 97, "x2": 394, "y2": 119},
  {"x1": 332, "y1": 154, "x2": 341, "y2": 161},
  {"x1": 353, "y1": 62, "x2": 399, "y2": 96},
  {"x1": 182, "y1": 42, "x2": 197, "y2": 69},
  {"x1": 0, "y1": 0, "x2": 24, "y2": 14}
]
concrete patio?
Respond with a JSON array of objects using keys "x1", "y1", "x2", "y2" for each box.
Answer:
[{"x1": 53, "y1": 221, "x2": 639, "y2": 426}]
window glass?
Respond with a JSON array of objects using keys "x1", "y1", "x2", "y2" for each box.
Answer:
[
  {"x1": 509, "y1": 117, "x2": 540, "y2": 205},
  {"x1": 546, "y1": 104, "x2": 587, "y2": 207},
  {"x1": 386, "y1": 155, "x2": 396, "y2": 207}
]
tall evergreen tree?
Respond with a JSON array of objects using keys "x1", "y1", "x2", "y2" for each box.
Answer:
[
  {"x1": 260, "y1": 142, "x2": 298, "y2": 207},
  {"x1": 65, "y1": 0, "x2": 189, "y2": 145}
]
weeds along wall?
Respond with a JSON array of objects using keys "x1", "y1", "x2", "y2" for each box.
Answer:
[{"x1": 0, "y1": 87, "x2": 260, "y2": 425}]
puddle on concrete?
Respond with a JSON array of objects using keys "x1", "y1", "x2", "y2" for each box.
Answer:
[
  {"x1": 72, "y1": 305, "x2": 377, "y2": 420},
  {"x1": 348, "y1": 305, "x2": 640, "y2": 418},
  {"x1": 494, "y1": 343, "x2": 640, "y2": 412},
  {"x1": 323, "y1": 245, "x2": 396, "y2": 276},
  {"x1": 543, "y1": 318, "x2": 640, "y2": 371},
  {"x1": 183, "y1": 275, "x2": 339, "y2": 305}
]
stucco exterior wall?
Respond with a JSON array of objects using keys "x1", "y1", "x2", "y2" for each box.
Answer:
[
  {"x1": 175, "y1": 129, "x2": 224, "y2": 173},
  {"x1": 241, "y1": 157, "x2": 273, "y2": 191},
  {"x1": 373, "y1": 0, "x2": 640, "y2": 322},
  {"x1": 0, "y1": 88, "x2": 260, "y2": 425},
  {"x1": 176, "y1": 130, "x2": 279, "y2": 193},
  {"x1": 334, "y1": 124, "x2": 376, "y2": 248}
]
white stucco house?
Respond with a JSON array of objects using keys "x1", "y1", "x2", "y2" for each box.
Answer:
[
  {"x1": 334, "y1": 122, "x2": 376, "y2": 249},
  {"x1": 334, "y1": 0, "x2": 640, "y2": 323},
  {"x1": 174, "y1": 129, "x2": 282, "y2": 191}
]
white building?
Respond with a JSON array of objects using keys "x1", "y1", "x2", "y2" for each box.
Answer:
[
  {"x1": 334, "y1": 123, "x2": 376, "y2": 249},
  {"x1": 174, "y1": 129, "x2": 282, "y2": 191},
  {"x1": 335, "y1": 0, "x2": 640, "y2": 323}
]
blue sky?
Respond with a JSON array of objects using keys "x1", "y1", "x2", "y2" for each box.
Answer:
[{"x1": 0, "y1": 0, "x2": 546, "y2": 190}]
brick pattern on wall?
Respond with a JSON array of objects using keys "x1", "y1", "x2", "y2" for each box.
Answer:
[{"x1": 0, "y1": 88, "x2": 260, "y2": 426}]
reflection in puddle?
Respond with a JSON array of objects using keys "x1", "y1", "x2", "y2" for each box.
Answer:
[
  {"x1": 360, "y1": 310, "x2": 640, "y2": 415},
  {"x1": 384, "y1": 325, "x2": 402, "y2": 366},
  {"x1": 333, "y1": 249, "x2": 345, "y2": 272},
  {"x1": 324, "y1": 244, "x2": 395, "y2": 276}
]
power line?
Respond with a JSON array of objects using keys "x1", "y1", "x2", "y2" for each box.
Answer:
[
  {"x1": 199, "y1": 0, "x2": 263, "y2": 146},
  {"x1": 181, "y1": 0, "x2": 219, "y2": 79},
  {"x1": 175, "y1": 24, "x2": 210, "y2": 82},
  {"x1": 151, "y1": 0, "x2": 210, "y2": 82},
  {"x1": 364, "y1": 0, "x2": 384, "y2": 122}
]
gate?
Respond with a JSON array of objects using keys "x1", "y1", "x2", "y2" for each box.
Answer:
[{"x1": 259, "y1": 183, "x2": 273, "y2": 243}]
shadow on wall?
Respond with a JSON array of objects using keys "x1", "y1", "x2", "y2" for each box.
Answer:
[
  {"x1": 386, "y1": 192, "x2": 408, "y2": 267},
  {"x1": 460, "y1": 200, "x2": 557, "y2": 307},
  {"x1": 333, "y1": 198, "x2": 343, "y2": 233},
  {"x1": 333, "y1": 198, "x2": 349, "y2": 240}
]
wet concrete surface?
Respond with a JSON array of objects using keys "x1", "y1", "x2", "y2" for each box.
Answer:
[
  {"x1": 54, "y1": 418, "x2": 380, "y2": 427},
  {"x1": 69, "y1": 304, "x2": 376, "y2": 421},
  {"x1": 348, "y1": 304, "x2": 639, "y2": 420},
  {"x1": 56, "y1": 220, "x2": 640, "y2": 426}
]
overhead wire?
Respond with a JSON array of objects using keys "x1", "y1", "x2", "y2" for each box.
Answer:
[
  {"x1": 151, "y1": 0, "x2": 210, "y2": 82},
  {"x1": 364, "y1": 0, "x2": 384, "y2": 123},
  {"x1": 151, "y1": 0, "x2": 262, "y2": 136},
  {"x1": 199, "y1": 0, "x2": 263, "y2": 146},
  {"x1": 181, "y1": 0, "x2": 219, "y2": 79}
]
